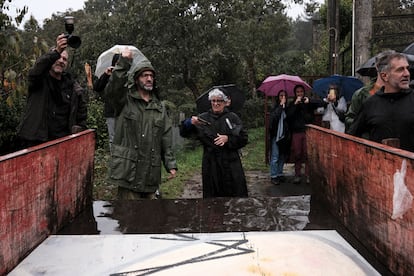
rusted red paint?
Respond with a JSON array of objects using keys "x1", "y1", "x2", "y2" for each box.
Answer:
[
  {"x1": 307, "y1": 125, "x2": 414, "y2": 276},
  {"x1": 0, "y1": 130, "x2": 95, "y2": 275}
]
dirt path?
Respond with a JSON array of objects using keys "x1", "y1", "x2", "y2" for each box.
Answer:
[{"x1": 180, "y1": 164, "x2": 311, "y2": 198}]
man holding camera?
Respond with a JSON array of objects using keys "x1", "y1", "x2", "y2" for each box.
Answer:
[{"x1": 17, "y1": 34, "x2": 87, "y2": 148}]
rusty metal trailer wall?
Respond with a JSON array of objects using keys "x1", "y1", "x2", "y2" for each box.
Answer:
[
  {"x1": 0, "y1": 130, "x2": 95, "y2": 275},
  {"x1": 307, "y1": 125, "x2": 414, "y2": 276}
]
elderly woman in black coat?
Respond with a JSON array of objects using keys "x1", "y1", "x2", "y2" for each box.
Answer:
[{"x1": 180, "y1": 88, "x2": 248, "y2": 198}]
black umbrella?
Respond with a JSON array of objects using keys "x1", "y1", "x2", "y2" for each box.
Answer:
[
  {"x1": 196, "y1": 84, "x2": 245, "y2": 113},
  {"x1": 403, "y1": 42, "x2": 414, "y2": 55},
  {"x1": 357, "y1": 51, "x2": 414, "y2": 78},
  {"x1": 356, "y1": 56, "x2": 377, "y2": 77}
]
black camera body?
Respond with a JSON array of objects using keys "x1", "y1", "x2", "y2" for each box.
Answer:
[{"x1": 64, "y1": 16, "x2": 81, "y2": 49}]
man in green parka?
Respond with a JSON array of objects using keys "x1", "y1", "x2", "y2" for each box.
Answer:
[{"x1": 104, "y1": 47, "x2": 177, "y2": 199}]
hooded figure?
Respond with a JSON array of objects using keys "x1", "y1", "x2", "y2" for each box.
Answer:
[{"x1": 104, "y1": 49, "x2": 177, "y2": 199}]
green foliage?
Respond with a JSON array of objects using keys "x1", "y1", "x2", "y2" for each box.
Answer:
[
  {"x1": 372, "y1": 0, "x2": 414, "y2": 50},
  {"x1": 86, "y1": 95, "x2": 108, "y2": 150},
  {"x1": 303, "y1": 32, "x2": 330, "y2": 76},
  {"x1": 177, "y1": 102, "x2": 197, "y2": 117},
  {"x1": 241, "y1": 127, "x2": 267, "y2": 171},
  {"x1": 240, "y1": 97, "x2": 266, "y2": 129},
  {"x1": 1, "y1": 0, "x2": 27, "y2": 29},
  {"x1": 92, "y1": 147, "x2": 116, "y2": 200},
  {"x1": 0, "y1": 94, "x2": 25, "y2": 154}
]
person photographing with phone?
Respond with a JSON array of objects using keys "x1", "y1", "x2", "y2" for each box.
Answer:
[
  {"x1": 321, "y1": 84, "x2": 347, "y2": 133},
  {"x1": 286, "y1": 84, "x2": 324, "y2": 184}
]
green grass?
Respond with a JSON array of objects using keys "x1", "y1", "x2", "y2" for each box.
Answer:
[
  {"x1": 93, "y1": 127, "x2": 268, "y2": 200},
  {"x1": 240, "y1": 127, "x2": 268, "y2": 171},
  {"x1": 160, "y1": 144, "x2": 203, "y2": 198}
]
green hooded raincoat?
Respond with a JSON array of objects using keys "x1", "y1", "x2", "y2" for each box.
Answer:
[{"x1": 104, "y1": 55, "x2": 177, "y2": 193}]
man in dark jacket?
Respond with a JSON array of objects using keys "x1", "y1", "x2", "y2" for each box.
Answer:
[
  {"x1": 345, "y1": 52, "x2": 384, "y2": 134},
  {"x1": 17, "y1": 34, "x2": 87, "y2": 147},
  {"x1": 93, "y1": 54, "x2": 120, "y2": 151},
  {"x1": 349, "y1": 50, "x2": 414, "y2": 152}
]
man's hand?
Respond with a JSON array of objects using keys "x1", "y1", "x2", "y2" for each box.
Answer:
[
  {"x1": 327, "y1": 92, "x2": 337, "y2": 102},
  {"x1": 104, "y1": 66, "x2": 115, "y2": 75},
  {"x1": 191, "y1": 116, "x2": 210, "y2": 126},
  {"x1": 122, "y1": 47, "x2": 133, "y2": 60},
  {"x1": 55, "y1": 34, "x2": 68, "y2": 53},
  {"x1": 214, "y1": 133, "x2": 228, "y2": 146},
  {"x1": 167, "y1": 169, "x2": 177, "y2": 180}
]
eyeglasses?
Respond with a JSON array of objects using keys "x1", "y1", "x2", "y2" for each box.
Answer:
[
  {"x1": 140, "y1": 73, "x2": 154, "y2": 79},
  {"x1": 211, "y1": 99, "x2": 225, "y2": 103}
]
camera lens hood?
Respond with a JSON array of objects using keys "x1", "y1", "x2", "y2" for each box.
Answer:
[{"x1": 68, "y1": 35, "x2": 81, "y2": 49}]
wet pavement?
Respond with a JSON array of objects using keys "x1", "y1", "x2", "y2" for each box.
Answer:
[{"x1": 58, "y1": 165, "x2": 392, "y2": 275}]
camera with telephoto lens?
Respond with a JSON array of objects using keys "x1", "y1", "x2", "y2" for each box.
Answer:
[{"x1": 63, "y1": 16, "x2": 81, "y2": 48}]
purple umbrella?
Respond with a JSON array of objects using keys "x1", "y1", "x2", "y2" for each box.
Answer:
[{"x1": 257, "y1": 74, "x2": 312, "y2": 97}]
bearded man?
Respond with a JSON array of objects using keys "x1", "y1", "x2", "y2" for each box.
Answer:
[{"x1": 104, "y1": 48, "x2": 177, "y2": 199}]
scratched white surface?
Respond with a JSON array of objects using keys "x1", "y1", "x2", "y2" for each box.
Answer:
[{"x1": 9, "y1": 230, "x2": 379, "y2": 276}]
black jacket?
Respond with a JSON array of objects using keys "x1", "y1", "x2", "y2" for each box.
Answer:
[
  {"x1": 93, "y1": 73, "x2": 116, "y2": 118},
  {"x1": 17, "y1": 50, "x2": 87, "y2": 142},
  {"x1": 180, "y1": 109, "x2": 248, "y2": 198},
  {"x1": 286, "y1": 98, "x2": 324, "y2": 133},
  {"x1": 349, "y1": 88, "x2": 414, "y2": 152},
  {"x1": 269, "y1": 103, "x2": 291, "y2": 155}
]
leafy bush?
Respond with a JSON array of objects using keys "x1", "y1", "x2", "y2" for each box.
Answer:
[
  {"x1": 86, "y1": 95, "x2": 108, "y2": 150},
  {"x1": 239, "y1": 97, "x2": 265, "y2": 129},
  {"x1": 0, "y1": 92, "x2": 26, "y2": 155}
]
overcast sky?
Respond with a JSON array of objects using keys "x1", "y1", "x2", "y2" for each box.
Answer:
[
  {"x1": 7, "y1": 0, "x2": 316, "y2": 28},
  {"x1": 7, "y1": 0, "x2": 86, "y2": 27}
]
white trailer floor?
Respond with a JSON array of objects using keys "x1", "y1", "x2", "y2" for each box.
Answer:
[{"x1": 9, "y1": 230, "x2": 379, "y2": 276}]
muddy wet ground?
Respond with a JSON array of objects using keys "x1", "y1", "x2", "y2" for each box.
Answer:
[{"x1": 179, "y1": 164, "x2": 311, "y2": 199}]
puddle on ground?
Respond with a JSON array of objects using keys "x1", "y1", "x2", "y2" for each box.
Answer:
[{"x1": 60, "y1": 196, "x2": 311, "y2": 235}]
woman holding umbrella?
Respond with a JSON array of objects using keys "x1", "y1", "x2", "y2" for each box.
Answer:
[{"x1": 180, "y1": 88, "x2": 248, "y2": 198}]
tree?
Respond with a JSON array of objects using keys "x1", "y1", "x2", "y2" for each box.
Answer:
[
  {"x1": 216, "y1": 0, "x2": 293, "y2": 98},
  {"x1": 354, "y1": 0, "x2": 371, "y2": 73},
  {"x1": 0, "y1": 0, "x2": 29, "y2": 154},
  {"x1": 372, "y1": 0, "x2": 414, "y2": 51}
]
